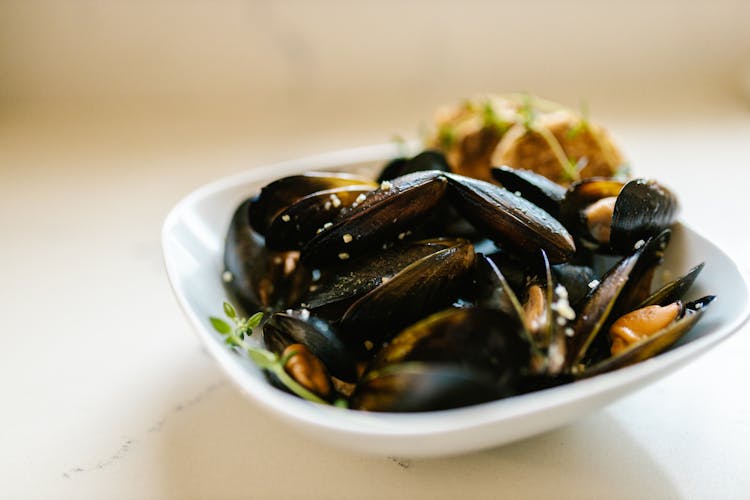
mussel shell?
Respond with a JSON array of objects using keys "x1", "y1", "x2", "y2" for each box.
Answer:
[
  {"x1": 304, "y1": 239, "x2": 459, "y2": 314},
  {"x1": 636, "y1": 263, "x2": 704, "y2": 309},
  {"x1": 377, "y1": 150, "x2": 451, "y2": 182},
  {"x1": 609, "y1": 179, "x2": 679, "y2": 254},
  {"x1": 301, "y1": 171, "x2": 448, "y2": 266},
  {"x1": 474, "y1": 253, "x2": 526, "y2": 320},
  {"x1": 339, "y1": 239, "x2": 476, "y2": 344},
  {"x1": 350, "y1": 363, "x2": 504, "y2": 412},
  {"x1": 248, "y1": 172, "x2": 376, "y2": 235},
  {"x1": 491, "y1": 165, "x2": 567, "y2": 218},
  {"x1": 445, "y1": 173, "x2": 576, "y2": 263},
  {"x1": 560, "y1": 177, "x2": 678, "y2": 255},
  {"x1": 369, "y1": 308, "x2": 531, "y2": 390},
  {"x1": 223, "y1": 199, "x2": 310, "y2": 312},
  {"x1": 263, "y1": 311, "x2": 360, "y2": 382},
  {"x1": 565, "y1": 230, "x2": 671, "y2": 368},
  {"x1": 551, "y1": 263, "x2": 597, "y2": 308},
  {"x1": 264, "y1": 185, "x2": 376, "y2": 250},
  {"x1": 581, "y1": 296, "x2": 715, "y2": 377}
]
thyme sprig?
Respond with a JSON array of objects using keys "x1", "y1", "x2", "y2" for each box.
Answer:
[{"x1": 209, "y1": 302, "x2": 329, "y2": 405}]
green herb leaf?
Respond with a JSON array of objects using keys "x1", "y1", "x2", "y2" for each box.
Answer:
[
  {"x1": 225, "y1": 335, "x2": 242, "y2": 347},
  {"x1": 210, "y1": 317, "x2": 232, "y2": 334},
  {"x1": 247, "y1": 311, "x2": 264, "y2": 329},
  {"x1": 223, "y1": 301, "x2": 237, "y2": 319},
  {"x1": 248, "y1": 347, "x2": 277, "y2": 368},
  {"x1": 333, "y1": 398, "x2": 349, "y2": 408}
]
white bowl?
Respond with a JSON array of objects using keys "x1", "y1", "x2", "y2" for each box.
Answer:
[{"x1": 162, "y1": 143, "x2": 750, "y2": 457}]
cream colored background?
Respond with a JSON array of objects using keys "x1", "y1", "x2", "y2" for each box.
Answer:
[{"x1": 2, "y1": 2, "x2": 750, "y2": 499}]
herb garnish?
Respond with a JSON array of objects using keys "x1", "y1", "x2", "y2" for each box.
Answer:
[{"x1": 209, "y1": 301, "x2": 330, "y2": 405}]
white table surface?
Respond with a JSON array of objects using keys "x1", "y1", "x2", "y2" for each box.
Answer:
[{"x1": 2, "y1": 96, "x2": 749, "y2": 500}]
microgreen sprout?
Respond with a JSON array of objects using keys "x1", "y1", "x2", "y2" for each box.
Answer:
[
  {"x1": 436, "y1": 123, "x2": 456, "y2": 149},
  {"x1": 519, "y1": 94, "x2": 537, "y2": 131},
  {"x1": 566, "y1": 101, "x2": 590, "y2": 139},
  {"x1": 481, "y1": 100, "x2": 510, "y2": 134},
  {"x1": 209, "y1": 301, "x2": 330, "y2": 405}
]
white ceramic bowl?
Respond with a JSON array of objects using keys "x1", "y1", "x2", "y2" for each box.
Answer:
[{"x1": 162, "y1": 143, "x2": 750, "y2": 457}]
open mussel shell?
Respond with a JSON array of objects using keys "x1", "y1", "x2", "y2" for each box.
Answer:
[
  {"x1": 560, "y1": 177, "x2": 678, "y2": 255},
  {"x1": 490, "y1": 165, "x2": 567, "y2": 218},
  {"x1": 609, "y1": 179, "x2": 679, "y2": 254},
  {"x1": 340, "y1": 239, "x2": 476, "y2": 345},
  {"x1": 223, "y1": 199, "x2": 310, "y2": 312},
  {"x1": 581, "y1": 296, "x2": 715, "y2": 377},
  {"x1": 636, "y1": 263, "x2": 704, "y2": 309},
  {"x1": 565, "y1": 230, "x2": 671, "y2": 368},
  {"x1": 264, "y1": 185, "x2": 376, "y2": 250},
  {"x1": 263, "y1": 310, "x2": 360, "y2": 382},
  {"x1": 248, "y1": 172, "x2": 376, "y2": 235},
  {"x1": 301, "y1": 171, "x2": 448, "y2": 266},
  {"x1": 377, "y1": 150, "x2": 451, "y2": 182},
  {"x1": 350, "y1": 363, "x2": 505, "y2": 412},
  {"x1": 559, "y1": 177, "x2": 624, "y2": 248},
  {"x1": 445, "y1": 173, "x2": 576, "y2": 263},
  {"x1": 369, "y1": 308, "x2": 531, "y2": 390}
]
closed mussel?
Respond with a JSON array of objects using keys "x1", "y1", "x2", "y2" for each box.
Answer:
[
  {"x1": 351, "y1": 363, "x2": 504, "y2": 412},
  {"x1": 264, "y1": 185, "x2": 377, "y2": 250},
  {"x1": 369, "y1": 307, "x2": 531, "y2": 389},
  {"x1": 303, "y1": 239, "x2": 458, "y2": 319},
  {"x1": 339, "y1": 238, "x2": 476, "y2": 345},
  {"x1": 490, "y1": 165, "x2": 567, "y2": 218},
  {"x1": 301, "y1": 171, "x2": 448, "y2": 266},
  {"x1": 445, "y1": 173, "x2": 576, "y2": 263},
  {"x1": 248, "y1": 172, "x2": 376, "y2": 235}
]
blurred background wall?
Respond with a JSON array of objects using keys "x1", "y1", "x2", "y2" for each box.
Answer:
[{"x1": 2, "y1": 0, "x2": 749, "y2": 120}]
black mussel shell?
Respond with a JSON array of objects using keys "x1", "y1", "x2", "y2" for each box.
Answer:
[
  {"x1": 565, "y1": 230, "x2": 671, "y2": 368},
  {"x1": 491, "y1": 165, "x2": 567, "y2": 218},
  {"x1": 263, "y1": 310, "x2": 360, "y2": 382},
  {"x1": 473, "y1": 253, "x2": 526, "y2": 319},
  {"x1": 350, "y1": 363, "x2": 504, "y2": 412},
  {"x1": 582, "y1": 295, "x2": 715, "y2": 377},
  {"x1": 223, "y1": 199, "x2": 310, "y2": 312},
  {"x1": 636, "y1": 263, "x2": 704, "y2": 309},
  {"x1": 377, "y1": 150, "x2": 451, "y2": 182},
  {"x1": 552, "y1": 263, "x2": 597, "y2": 308},
  {"x1": 339, "y1": 239, "x2": 476, "y2": 345},
  {"x1": 445, "y1": 173, "x2": 576, "y2": 263},
  {"x1": 369, "y1": 308, "x2": 531, "y2": 393},
  {"x1": 304, "y1": 239, "x2": 459, "y2": 315},
  {"x1": 264, "y1": 185, "x2": 376, "y2": 250},
  {"x1": 301, "y1": 171, "x2": 448, "y2": 266},
  {"x1": 248, "y1": 172, "x2": 376, "y2": 235},
  {"x1": 609, "y1": 179, "x2": 679, "y2": 254}
]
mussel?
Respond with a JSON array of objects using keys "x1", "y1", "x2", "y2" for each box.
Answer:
[{"x1": 223, "y1": 199, "x2": 310, "y2": 312}]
